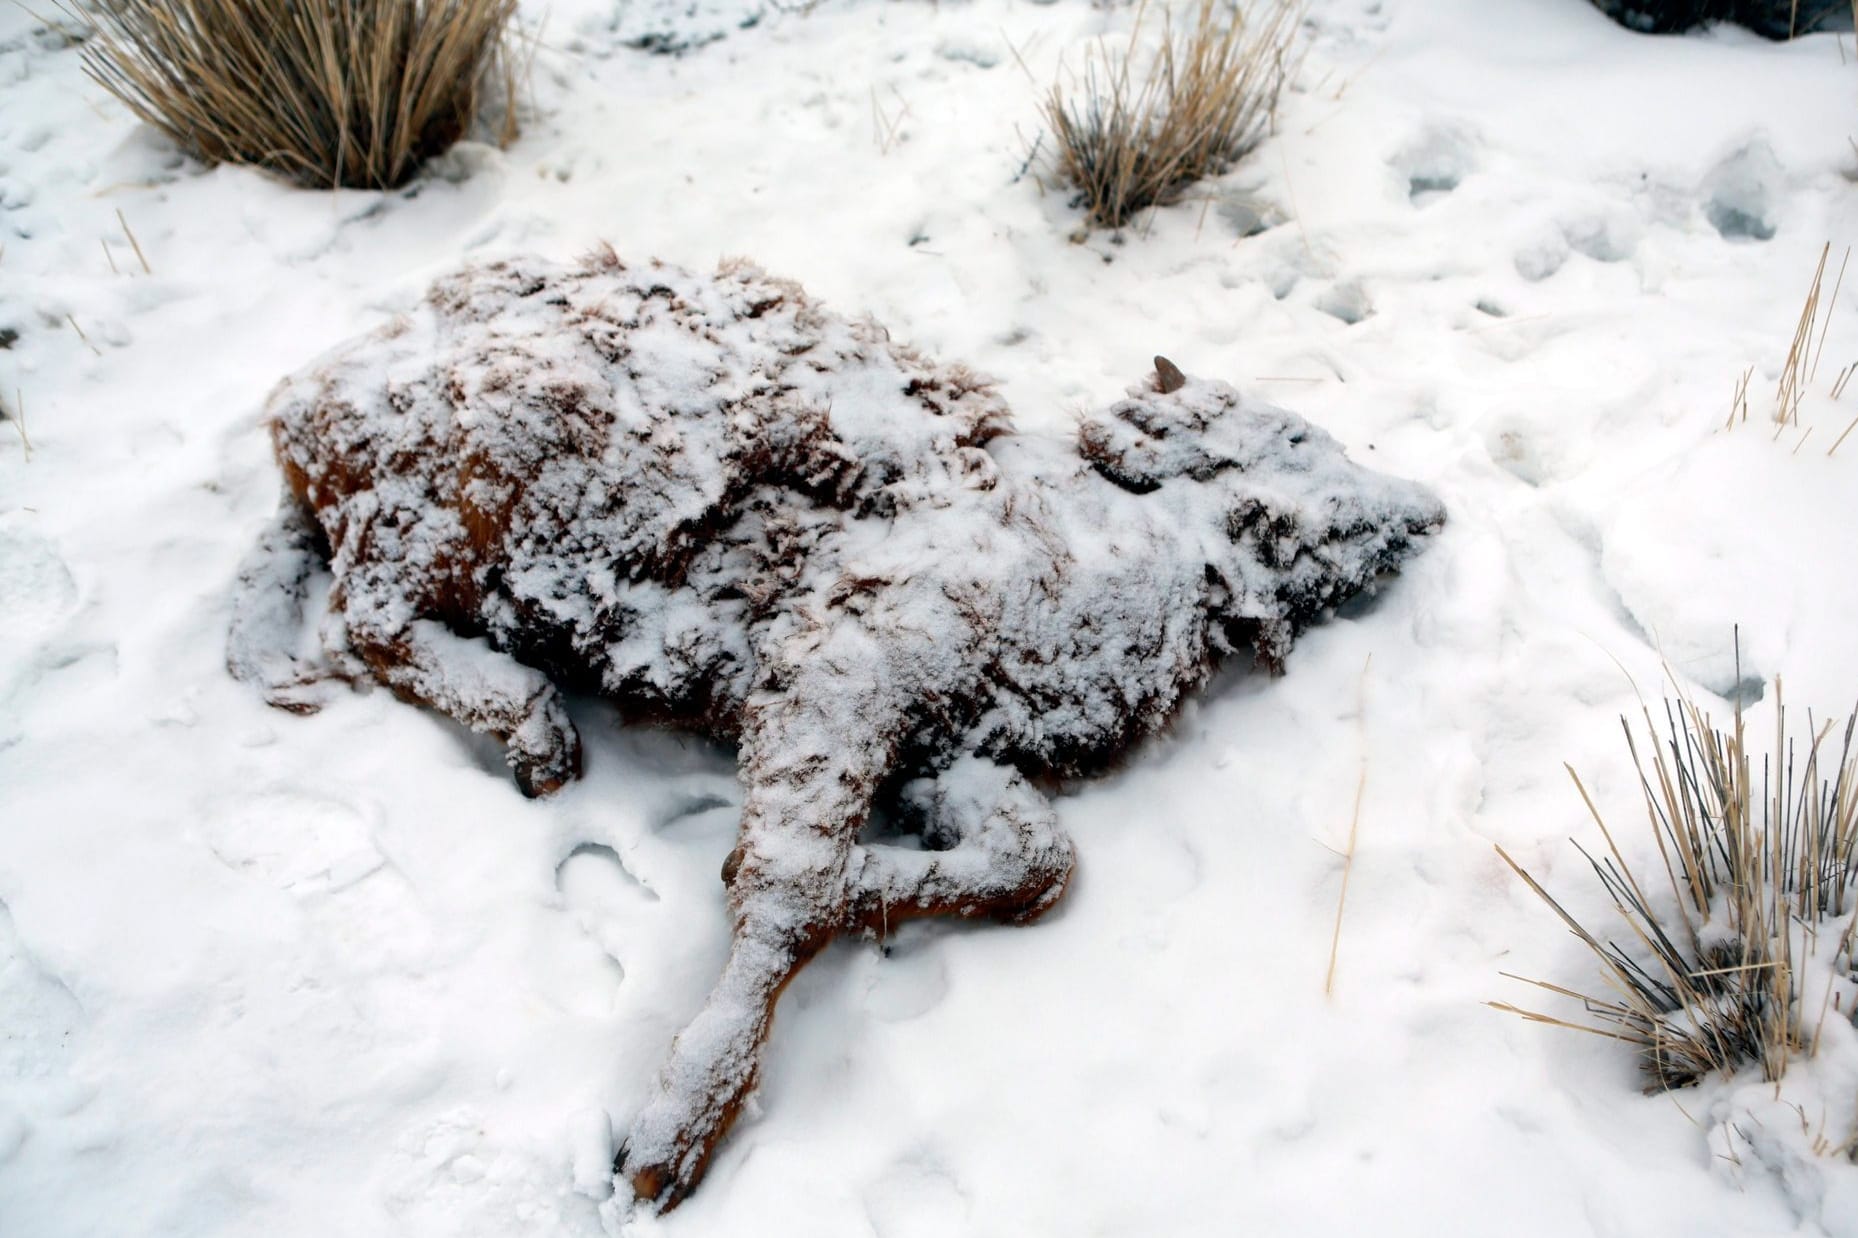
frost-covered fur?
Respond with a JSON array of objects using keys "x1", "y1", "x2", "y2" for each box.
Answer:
[{"x1": 227, "y1": 249, "x2": 1445, "y2": 1210}]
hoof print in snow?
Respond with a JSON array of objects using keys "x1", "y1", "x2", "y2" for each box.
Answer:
[
  {"x1": 541, "y1": 843, "x2": 656, "y2": 1016},
  {"x1": 0, "y1": 522, "x2": 78, "y2": 640},
  {"x1": 557, "y1": 841, "x2": 658, "y2": 912},
  {"x1": 1392, "y1": 125, "x2": 1476, "y2": 207},
  {"x1": 1316, "y1": 281, "x2": 1374, "y2": 325},
  {"x1": 0, "y1": 899, "x2": 83, "y2": 1135},
  {"x1": 229, "y1": 249, "x2": 1444, "y2": 1210},
  {"x1": 1215, "y1": 188, "x2": 1287, "y2": 238},
  {"x1": 1563, "y1": 212, "x2": 1639, "y2": 264},
  {"x1": 1514, "y1": 230, "x2": 1571, "y2": 282},
  {"x1": 1515, "y1": 210, "x2": 1638, "y2": 280},
  {"x1": 1702, "y1": 140, "x2": 1781, "y2": 242}
]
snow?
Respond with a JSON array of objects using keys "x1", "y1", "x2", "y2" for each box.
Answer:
[{"x1": 6, "y1": 0, "x2": 1858, "y2": 1234}]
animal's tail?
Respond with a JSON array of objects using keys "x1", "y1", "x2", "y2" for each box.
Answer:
[{"x1": 226, "y1": 499, "x2": 337, "y2": 714}]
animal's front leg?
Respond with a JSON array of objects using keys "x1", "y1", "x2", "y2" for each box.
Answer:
[
  {"x1": 850, "y1": 755, "x2": 1076, "y2": 931},
  {"x1": 337, "y1": 575, "x2": 580, "y2": 796},
  {"x1": 617, "y1": 681, "x2": 900, "y2": 1209}
]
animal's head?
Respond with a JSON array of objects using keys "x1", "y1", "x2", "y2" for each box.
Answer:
[{"x1": 1079, "y1": 357, "x2": 1445, "y2": 666}]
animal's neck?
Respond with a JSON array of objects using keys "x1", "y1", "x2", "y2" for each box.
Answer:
[
  {"x1": 962, "y1": 437, "x2": 1232, "y2": 771},
  {"x1": 1044, "y1": 441, "x2": 1222, "y2": 598}
]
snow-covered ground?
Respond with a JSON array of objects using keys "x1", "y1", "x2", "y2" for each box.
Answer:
[{"x1": 6, "y1": 1, "x2": 1858, "y2": 1234}]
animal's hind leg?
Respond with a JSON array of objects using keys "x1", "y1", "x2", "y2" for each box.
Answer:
[
  {"x1": 336, "y1": 577, "x2": 581, "y2": 797},
  {"x1": 849, "y1": 755, "x2": 1076, "y2": 931},
  {"x1": 616, "y1": 788, "x2": 866, "y2": 1210},
  {"x1": 617, "y1": 671, "x2": 903, "y2": 1210},
  {"x1": 617, "y1": 756, "x2": 1071, "y2": 1210}
]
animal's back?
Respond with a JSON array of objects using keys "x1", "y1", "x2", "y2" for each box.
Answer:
[{"x1": 265, "y1": 249, "x2": 1014, "y2": 722}]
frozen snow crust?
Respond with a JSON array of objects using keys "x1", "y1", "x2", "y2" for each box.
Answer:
[
  {"x1": 10, "y1": 0, "x2": 1858, "y2": 1233},
  {"x1": 238, "y1": 248, "x2": 1440, "y2": 1204}
]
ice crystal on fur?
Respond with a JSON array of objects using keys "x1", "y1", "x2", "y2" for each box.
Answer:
[{"x1": 229, "y1": 248, "x2": 1444, "y2": 1210}]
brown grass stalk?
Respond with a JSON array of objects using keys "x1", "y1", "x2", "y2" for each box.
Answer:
[
  {"x1": 67, "y1": 315, "x2": 101, "y2": 356},
  {"x1": 1828, "y1": 413, "x2": 1858, "y2": 457},
  {"x1": 3, "y1": 388, "x2": 29, "y2": 462},
  {"x1": 1775, "y1": 244, "x2": 1830, "y2": 427},
  {"x1": 1323, "y1": 653, "x2": 1371, "y2": 997},
  {"x1": 1728, "y1": 365, "x2": 1752, "y2": 428},
  {"x1": 117, "y1": 208, "x2": 152, "y2": 275}
]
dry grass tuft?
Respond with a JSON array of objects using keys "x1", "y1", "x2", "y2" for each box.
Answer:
[
  {"x1": 1494, "y1": 670, "x2": 1858, "y2": 1093},
  {"x1": 1041, "y1": 0, "x2": 1303, "y2": 232},
  {"x1": 1727, "y1": 241, "x2": 1853, "y2": 433},
  {"x1": 76, "y1": 0, "x2": 520, "y2": 191},
  {"x1": 1773, "y1": 242, "x2": 1847, "y2": 429}
]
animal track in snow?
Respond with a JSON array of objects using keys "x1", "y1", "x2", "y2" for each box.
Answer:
[
  {"x1": 1215, "y1": 188, "x2": 1286, "y2": 238},
  {"x1": 0, "y1": 521, "x2": 78, "y2": 641},
  {"x1": 1702, "y1": 140, "x2": 1781, "y2": 242},
  {"x1": 1392, "y1": 125, "x2": 1476, "y2": 208},
  {"x1": 1513, "y1": 230, "x2": 1570, "y2": 282},
  {"x1": 381, "y1": 1106, "x2": 585, "y2": 1234},
  {"x1": 1562, "y1": 211, "x2": 1639, "y2": 264},
  {"x1": 1514, "y1": 207, "x2": 1640, "y2": 280},
  {"x1": 534, "y1": 843, "x2": 660, "y2": 1017},
  {"x1": 199, "y1": 790, "x2": 434, "y2": 970},
  {"x1": 652, "y1": 787, "x2": 739, "y2": 836},
  {"x1": 0, "y1": 899, "x2": 86, "y2": 1160},
  {"x1": 861, "y1": 1152, "x2": 971, "y2": 1238},
  {"x1": 556, "y1": 842, "x2": 658, "y2": 912},
  {"x1": 200, "y1": 789, "x2": 385, "y2": 896},
  {"x1": 1316, "y1": 281, "x2": 1374, "y2": 325}
]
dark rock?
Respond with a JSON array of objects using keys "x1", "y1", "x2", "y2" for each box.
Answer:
[{"x1": 1587, "y1": 0, "x2": 1852, "y2": 38}]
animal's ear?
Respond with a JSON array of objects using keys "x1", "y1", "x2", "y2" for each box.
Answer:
[{"x1": 1081, "y1": 367, "x2": 1244, "y2": 490}]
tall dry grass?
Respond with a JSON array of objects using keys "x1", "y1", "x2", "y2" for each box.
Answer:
[
  {"x1": 1722, "y1": 241, "x2": 1858, "y2": 457},
  {"x1": 79, "y1": 0, "x2": 520, "y2": 191},
  {"x1": 1494, "y1": 674, "x2": 1858, "y2": 1093},
  {"x1": 1041, "y1": 0, "x2": 1303, "y2": 232}
]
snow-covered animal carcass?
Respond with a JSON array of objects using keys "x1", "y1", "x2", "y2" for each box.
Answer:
[{"x1": 227, "y1": 248, "x2": 1445, "y2": 1209}]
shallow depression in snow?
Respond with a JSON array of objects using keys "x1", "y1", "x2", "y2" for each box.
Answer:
[{"x1": 0, "y1": 522, "x2": 77, "y2": 640}]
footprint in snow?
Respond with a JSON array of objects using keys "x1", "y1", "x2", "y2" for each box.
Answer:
[
  {"x1": 529, "y1": 843, "x2": 658, "y2": 1017},
  {"x1": 1391, "y1": 124, "x2": 1477, "y2": 208},
  {"x1": 0, "y1": 899, "x2": 88, "y2": 1161},
  {"x1": 851, "y1": 923, "x2": 951, "y2": 1024},
  {"x1": 861, "y1": 1152, "x2": 971, "y2": 1238},
  {"x1": 1701, "y1": 139, "x2": 1781, "y2": 242},
  {"x1": 198, "y1": 789, "x2": 434, "y2": 970},
  {"x1": 1514, "y1": 206, "x2": 1640, "y2": 281},
  {"x1": 1315, "y1": 280, "x2": 1374, "y2": 325},
  {"x1": 199, "y1": 789, "x2": 385, "y2": 896},
  {"x1": 651, "y1": 785, "x2": 739, "y2": 839},
  {"x1": 0, "y1": 521, "x2": 79, "y2": 642},
  {"x1": 1563, "y1": 210, "x2": 1640, "y2": 264},
  {"x1": 381, "y1": 1106, "x2": 585, "y2": 1234}
]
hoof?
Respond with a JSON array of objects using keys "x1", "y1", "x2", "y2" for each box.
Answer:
[
  {"x1": 516, "y1": 768, "x2": 571, "y2": 798},
  {"x1": 613, "y1": 1142, "x2": 689, "y2": 1213},
  {"x1": 510, "y1": 731, "x2": 581, "y2": 797}
]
